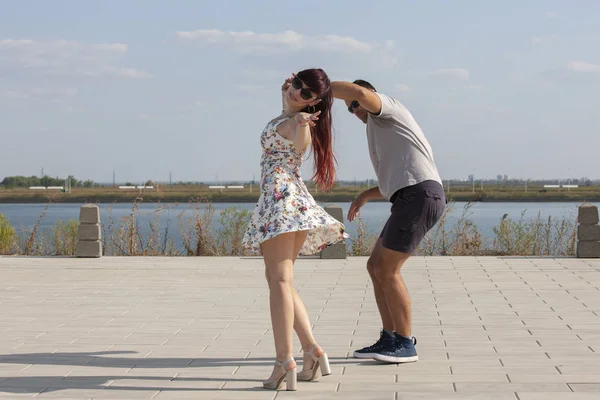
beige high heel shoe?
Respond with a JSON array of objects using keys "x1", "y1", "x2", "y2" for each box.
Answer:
[
  {"x1": 262, "y1": 357, "x2": 297, "y2": 391},
  {"x1": 297, "y1": 345, "x2": 332, "y2": 381}
]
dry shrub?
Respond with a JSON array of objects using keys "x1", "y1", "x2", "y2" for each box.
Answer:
[
  {"x1": 215, "y1": 206, "x2": 252, "y2": 256},
  {"x1": 50, "y1": 220, "x2": 79, "y2": 255},
  {"x1": 179, "y1": 199, "x2": 220, "y2": 256},
  {"x1": 350, "y1": 214, "x2": 378, "y2": 256},
  {"x1": 0, "y1": 213, "x2": 17, "y2": 255},
  {"x1": 102, "y1": 193, "x2": 179, "y2": 256},
  {"x1": 416, "y1": 201, "x2": 483, "y2": 256},
  {"x1": 492, "y1": 210, "x2": 577, "y2": 256},
  {"x1": 0, "y1": 196, "x2": 580, "y2": 258}
]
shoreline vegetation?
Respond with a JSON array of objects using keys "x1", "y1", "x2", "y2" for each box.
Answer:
[
  {"x1": 1, "y1": 184, "x2": 600, "y2": 203},
  {"x1": 1, "y1": 194, "x2": 579, "y2": 258}
]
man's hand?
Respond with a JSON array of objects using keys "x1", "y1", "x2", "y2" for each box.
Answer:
[
  {"x1": 347, "y1": 186, "x2": 384, "y2": 222},
  {"x1": 348, "y1": 192, "x2": 368, "y2": 222}
]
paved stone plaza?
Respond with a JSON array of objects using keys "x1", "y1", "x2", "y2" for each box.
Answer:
[{"x1": 1, "y1": 256, "x2": 600, "y2": 399}]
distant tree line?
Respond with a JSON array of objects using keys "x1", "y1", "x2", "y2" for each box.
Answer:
[{"x1": 0, "y1": 175, "x2": 95, "y2": 188}]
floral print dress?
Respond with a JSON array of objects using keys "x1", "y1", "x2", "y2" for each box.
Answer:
[{"x1": 242, "y1": 115, "x2": 348, "y2": 256}]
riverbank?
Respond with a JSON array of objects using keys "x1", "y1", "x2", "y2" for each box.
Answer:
[
  {"x1": 0, "y1": 199, "x2": 580, "y2": 257},
  {"x1": 1, "y1": 189, "x2": 599, "y2": 203}
]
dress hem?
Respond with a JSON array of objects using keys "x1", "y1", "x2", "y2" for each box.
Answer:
[{"x1": 242, "y1": 223, "x2": 348, "y2": 256}]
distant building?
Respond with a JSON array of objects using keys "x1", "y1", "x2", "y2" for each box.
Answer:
[
  {"x1": 497, "y1": 175, "x2": 503, "y2": 181},
  {"x1": 468, "y1": 174, "x2": 474, "y2": 181},
  {"x1": 503, "y1": 174, "x2": 509, "y2": 181}
]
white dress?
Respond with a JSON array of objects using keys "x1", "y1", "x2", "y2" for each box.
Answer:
[{"x1": 242, "y1": 116, "x2": 348, "y2": 256}]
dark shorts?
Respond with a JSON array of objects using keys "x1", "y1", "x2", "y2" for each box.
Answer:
[{"x1": 379, "y1": 180, "x2": 447, "y2": 254}]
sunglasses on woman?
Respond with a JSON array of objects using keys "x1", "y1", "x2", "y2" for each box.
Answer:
[
  {"x1": 347, "y1": 100, "x2": 360, "y2": 113},
  {"x1": 292, "y1": 76, "x2": 315, "y2": 101}
]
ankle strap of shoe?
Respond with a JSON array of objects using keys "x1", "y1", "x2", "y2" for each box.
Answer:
[
  {"x1": 276, "y1": 357, "x2": 295, "y2": 368},
  {"x1": 304, "y1": 345, "x2": 319, "y2": 361}
]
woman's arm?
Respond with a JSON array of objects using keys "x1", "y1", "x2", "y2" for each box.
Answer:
[{"x1": 276, "y1": 111, "x2": 321, "y2": 153}]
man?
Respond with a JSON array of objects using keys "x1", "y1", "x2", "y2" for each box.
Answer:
[{"x1": 331, "y1": 79, "x2": 446, "y2": 363}]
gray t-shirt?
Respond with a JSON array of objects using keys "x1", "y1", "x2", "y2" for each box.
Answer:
[{"x1": 366, "y1": 92, "x2": 442, "y2": 200}]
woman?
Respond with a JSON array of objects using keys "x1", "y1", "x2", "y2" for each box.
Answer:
[{"x1": 242, "y1": 68, "x2": 347, "y2": 391}]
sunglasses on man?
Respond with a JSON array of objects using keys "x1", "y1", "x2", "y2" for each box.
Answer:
[{"x1": 347, "y1": 100, "x2": 360, "y2": 113}]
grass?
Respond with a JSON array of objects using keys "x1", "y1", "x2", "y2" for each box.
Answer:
[
  {"x1": 349, "y1": 200, "x2": 578, "y2": 257},
  {"x1": 0, "y1": 213, "x2": 17, "y2": 255},
  {"x1": 2, "y1": 183, "x2": 600, "y2": 203},
  {"x1": 1, "y1": 204, "x2": 80, "y2": 256},
  {"x1": 492, "y1": 210, "x2": 577, "y2": 256},
  {"x1": 416, "y1": 202, "x2": 486, "y2": 256},
  {"x1": 101, "y1": 198, "x2": 252, "y2": 256},
  {"x1": 0, "y1": 197, "x2": 581, "y2": 258}
]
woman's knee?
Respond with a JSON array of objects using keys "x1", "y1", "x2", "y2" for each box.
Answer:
[
  {"x1": 266, "y1": 263, "x2": 294, "y2": 286},
  {"x1": 268, "y1": 277, "x2": 293, "y2": 292}
]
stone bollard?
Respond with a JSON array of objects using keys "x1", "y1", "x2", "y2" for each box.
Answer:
[
  {"x1": 75, "y1": 204, "x2": 102, "y2": 258},
  {"x1": 576, "y1": 204, "x2": 600, "y2": 258},
  {"x1": 320, "y1": 204, "x2": 347, "y2": 259}
]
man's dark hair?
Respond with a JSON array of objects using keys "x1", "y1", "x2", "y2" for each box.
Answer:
[{"x1": 352, "y1": 79, "x2": 377, "y2": 92}]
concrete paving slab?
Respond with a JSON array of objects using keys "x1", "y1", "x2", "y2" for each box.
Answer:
[{"x1": 1, "y1": 256, "x2": 599, "y2": 398}]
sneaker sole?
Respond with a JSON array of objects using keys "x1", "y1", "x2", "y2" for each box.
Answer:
[
  {"x1": 353, "y1": 352, "x2": 378, "y2": 359},
  {"x1": 373, "y1": 354, "x2": 418, "y2": 363}
]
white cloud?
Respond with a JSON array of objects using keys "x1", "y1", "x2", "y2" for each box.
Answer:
[
  {"x1": 5, "y1": 87, "x2": 78, "y2": 100},
  {"x1": 176, "y1": 28, "x2": 387, "y2": 55},
  {"x1": 430, "y1": 68, "x2": 470, "y2": 81},
  {"x1": 34, "y1": 87, "x2": 78, "y2": 97},
  {"x1": 177, "y1": 29, "x2": 304, "y2": 52},
  {"x1": 0, "y1": 38, "x2": 149, "y2": 78},
  {"x1": 532, "y1": 35, "x2": 557, "y2": 47},
  {"x1": 238, "y1": 84, "x2": 266, "y2": 93},
  {"x1": 314, "y1": 35, "x2": 372, "y2": 53},
  {"x1": 0, "y1": 39, "x2": 36, "y2": 47},
  {"x1": 545, "y1": 11, "x2": 559, "y2": 19},
  {"x1": 104, "y1": 66, "x2": 153, "y2": 79},
  {"x1": 568, "y1": 61, "x2": 600, "y2": 73},
  {"x1": 94, "y1": 43, "x2": 128, "y2": 53},
  {"x1": 394, "y1": 84, "x2": 411, "y2": 92},
  {"x1": 5, "y1": 90, "x2": 28, "y2": 99},
  {"x1": 242, "y1": 68, "x2": 286, "y2": 82}
]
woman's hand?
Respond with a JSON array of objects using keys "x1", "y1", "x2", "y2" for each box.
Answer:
[
  {"x1": 294, "y1": 110, "x2": 321, "y2": 127},
  {"x1": 282, "y1": 75, "x2": 293, "y2": 92},
  {"x1": 281, "y1": 75, "x2": 293, "y2": 111}
]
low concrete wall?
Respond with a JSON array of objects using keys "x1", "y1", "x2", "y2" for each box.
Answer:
[
  {"x1": 320, "y1": 204, "x2": 347, "y2": 259},
  {"x1": 577, "y1": 204, "x2": 600, "y2": 258},
  {"x1": 75, "y1": 204, "x2": 102, "y2": 258}
]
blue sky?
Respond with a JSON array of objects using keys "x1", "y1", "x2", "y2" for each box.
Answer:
[{"x1": 1, "y1": 0, "x2": 599, "y2": 184}]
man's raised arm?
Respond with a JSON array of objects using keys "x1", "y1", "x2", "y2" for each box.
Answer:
[{"x1": 331, "y1": 81, "x2": 382, "y2": 115}]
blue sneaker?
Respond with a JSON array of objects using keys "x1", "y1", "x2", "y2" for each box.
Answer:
[
  {"x1": 373, "y1": 334, "x2": 418, "y2": 363},
  {"x1": 353, "y1": 330, "x2": 395, "y2": 359}
]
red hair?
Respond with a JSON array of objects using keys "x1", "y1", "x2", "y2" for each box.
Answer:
[{"x1": 297, "y1": 68, "x2": 336, "y2": 191}]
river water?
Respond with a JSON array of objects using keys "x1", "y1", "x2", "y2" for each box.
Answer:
[{"x1": 0, "y1": 201, "x2": 592, "y2": 251}]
